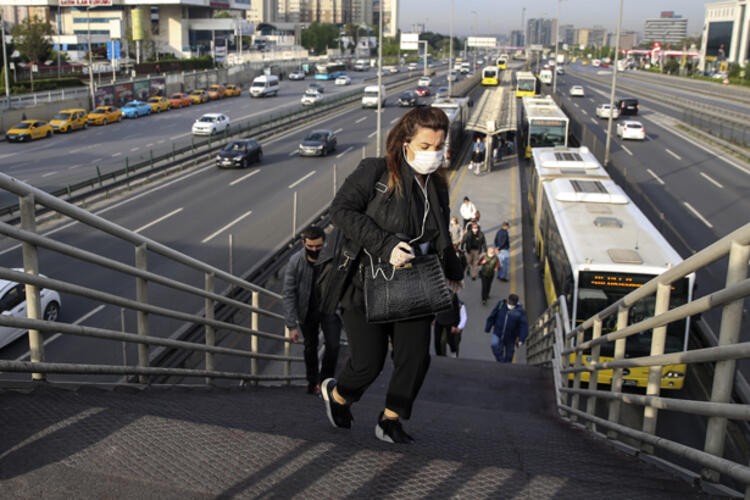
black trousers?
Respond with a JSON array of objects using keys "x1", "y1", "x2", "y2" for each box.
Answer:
[
  {"x1": 337, "y1": 307, "x2": 432, "y2": 420},
  {"x1": 480, "y1": 274, "x2": 494, "y2": 301},
  {"x1": 433, "y1": 322, "x2": 461, "y2": 356},
  {"x1": 301, "y1": 313, "x2": 342, "y2": 386}
]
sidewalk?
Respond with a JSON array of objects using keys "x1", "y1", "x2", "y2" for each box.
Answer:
[{"x1": 446, "y1": 151, "x2": 526, "y2": 363}]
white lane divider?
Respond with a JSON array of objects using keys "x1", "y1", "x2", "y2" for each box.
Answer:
[
  {"x1": 646, "y1": 168, "x2": 665, "y2": 185},
  {"x1": 665, "y1": 148, "x2": 682, "y2": 160},
  {"x1": 0, "y1": 152, "x2": 18, "y2": 160},
  {"x1": 289, "y1": 171, "x2": 316, "y2": 189},
  {"x1": 620, "y1": 145, "x2": 632, "y2": 156},
  {"x1": 146, "y1": 143, "x2": 154, "y2": 148},
  {"x1": 42, "y1": 171, "x2": 57, "y2": 178},
  {"x1": 134, "y1": 208, "x2": 183, "y2": 233},
  {"x1": 334, "y1": 128, "x2": 343, "y2": 134},
  {"x1": 230, "y1": 169, "x2": 260, "y2": 186},
  {"x1": 15, "y1": 305, "x2": 106, "y2": 361},
  {"x1": 289, "y1": 150, "x2": 298, "y2": 156},
  {"x1": 130, "y1": 147, "x2": 140, "y2": 152},
  {"x1": 91, "y1": 158, "x2": 103, "y2": 164},
  {"x1": 390, "y1": 117, "x2": 400, "y2": 124},
  {"x1": 68, "y1": 164, "x2": 82, "y2": 170},
  {"x1": 336, "y1": 146, "x2": 354, "y2": 159},
  {"x1": 112, "y1": 152, "x2": 122, "y2": 157},
  {"x1": 355, "y1": 117, "x2": 367, "y2": 124},
  {"x1": 581, "y1": 109, "x2": 588, "y2": 115},
  {"x1": 700, "y1": 172, "x2": 723, "y2": 189},
  {"x1": 201, "y1": 210, "x2": 253, "y2": 243},
  {"x1": 368, "y1": 131, "x2": 377, "y2": 138},
  {"x1": 683, "y1": 201, "x2": 714, "y2": 228},
  {"x1": 590, "y1": 117, "x2": 597, "y2": 125}
]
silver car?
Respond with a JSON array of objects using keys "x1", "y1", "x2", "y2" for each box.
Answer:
[{"x1": 0, "y1": 271, "x2": 61, "y2": 349}]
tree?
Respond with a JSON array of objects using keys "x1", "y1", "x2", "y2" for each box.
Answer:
[
  {"x1": 11, "y1": 15, "x2": 53, "y2": 66},
  {"x1": 300, "y1": 22, "x2": 340, "y2": 55},
  {"x1": 343, "y1": 23, "x2": 361, "y2": 55}
]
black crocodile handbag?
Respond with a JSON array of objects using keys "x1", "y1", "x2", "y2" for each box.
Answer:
[{"x1": 363, "y1": 253, "x2": 452, "y2": 324}]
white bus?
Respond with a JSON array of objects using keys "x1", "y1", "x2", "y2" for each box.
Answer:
[
  {"x1": 431, "y1": 97, "x2": 470, "y2": 168},
  {"x1": 537, "y1": 177, "x2": 694, "y2": 390},
  {"x1": 527, "y1": 146, "x2": 611, "y2": 255},
  {"x1": 515, "y1": 71, "x2": 537, "y2": 98},
  {"x1": 520, "y1": 95, "x2": 570, "y2": 159}
]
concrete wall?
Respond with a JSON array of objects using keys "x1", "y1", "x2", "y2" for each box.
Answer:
[{"x1": 0, "y1": 97, "x2": 91, "y2": 137}]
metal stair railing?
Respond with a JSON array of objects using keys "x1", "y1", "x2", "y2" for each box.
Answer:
[
  {"x1": 527, "y1": 223, "x2": 750, "y2": 496},
  {"x1": 0, "y1": 170, "x2": 302, "y2": 386}
]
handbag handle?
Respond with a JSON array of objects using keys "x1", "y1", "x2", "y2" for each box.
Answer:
[{"x1": 363, "y1": 248, "x2": 397, "y2": 281}]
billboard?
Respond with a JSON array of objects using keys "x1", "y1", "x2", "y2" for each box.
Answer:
[
  {"x1": 400, "y1": 33, "x2": 419, "y2": 51},
  {"x1": 60, "y1": 0, "x2": 112, "y2": 5},
  {"x1": 467, "y1": 37, "x2": 497, "y2": 48}
]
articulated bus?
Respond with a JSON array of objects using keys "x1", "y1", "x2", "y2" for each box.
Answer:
[
  {"x1": 520, "y1": 95, "x2": 569, "y2": 159},
  {"x1": 496, "y1": 55, "x2": 508, "y2": 70},
  {"x1": 537, "y1": 177, "x2": 694, "y2": 390},
  {"x1": 515, "y1": 71, "x2": 537, "y2": 98},
  {"x1": 314, "y1": 62, "x2": 347, "y2": 80},
  {"x1": 481, "y1": 66, "x2": 499, "y2": 86},
  {"x1": 431, "y1": 97, "x2": 470, "y2": 168},
  {"x1": 527, "y1": 146, "x2": 611, "y2": 255}
]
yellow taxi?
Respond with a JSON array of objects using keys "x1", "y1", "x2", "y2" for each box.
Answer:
[
  {"x1": 189, "y1": 89, "x2": 209, "y2": 104},
  {"x1": 147, "y1": 95, "x2": 171, "y2": 113},
  {"x1": 224, "y1": 84, "x2": 241, "y2": 97},
  {"x1": 168, "y1": 92, "x2": 192, "y2": 109},
  {"x1": 87, "y1": 105, "x2": 123, "y2": 125},
  {"x1": 5, "y1": 120, "x2": 53, "y2": 142},
  {"x1": 207, "y1": 84, "x2": 226, "y2": 100},
  {"x1": 49, "y1": 108, "x2": 88, "y2": 133}
]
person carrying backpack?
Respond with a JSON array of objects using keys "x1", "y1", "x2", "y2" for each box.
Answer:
[{"x1": 484, "y1": 293, "x2": 528, "y2": 363}]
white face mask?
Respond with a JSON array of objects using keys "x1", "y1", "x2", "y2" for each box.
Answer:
[
  {"x1": 404, "y1": 143, "x2": 444, "y2": 175},
  {"x1": 507, "y1": 303, "x2": 516, "y2": 310}
]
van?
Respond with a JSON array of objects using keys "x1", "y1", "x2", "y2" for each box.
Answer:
[
  {"x1": 353, "y1": 59, "x2": 368, "y2": 71},
  {"x1": 538, "y1": 69, "x2": 553, "y2": 85},
  {"x1": 249, "y1": 75, "x2": 279, "y2": 97},
  {"x1": 362, "y1": 85, "x2": 386, "y2": 109},
  {"x1": 616, "y1": 98, "x2": 639, "y2": 116}
]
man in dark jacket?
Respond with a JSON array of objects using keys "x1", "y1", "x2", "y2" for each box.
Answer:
[
  {"x1": 283, "y1": 226, "x2": 342, "y2": 395},
  {"x1": 494, "y1": 221, "x2": 510, "y2": 282},
  {"x1": 484, "y1": 293, "x2": 528, "y2": 363}
]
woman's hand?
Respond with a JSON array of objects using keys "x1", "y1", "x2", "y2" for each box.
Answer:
[{"x1": 389, "y1": 242, "x2": 415, "y2": 267}]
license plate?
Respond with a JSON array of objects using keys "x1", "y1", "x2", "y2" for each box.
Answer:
[{"x1": 623, "y1": 379, "x2": 637, "y2": 386}]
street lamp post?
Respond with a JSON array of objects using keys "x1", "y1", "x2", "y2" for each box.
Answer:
[
  {"x1": 87, "y1": 6, "x2": 96, "y2": 109},
  {"x1": 448, "y1": 0, "x2": 454, "y2": 97},
  {"x1": 603, "y1": 0, "x2": 623, "y2": 167},
  {"x1": 375, "y1": 2, "x2": 384, "y2": 156},
  {"x1": 1, "y1": 12, "x2": 10, "y2": 108},
  {"x1": 552, "y1": 0, "x2": 561, "y2": 95}
]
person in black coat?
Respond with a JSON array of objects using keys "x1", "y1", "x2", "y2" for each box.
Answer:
[{"x1": 320, "y1": 107, "x2": 464, "y2": 444}]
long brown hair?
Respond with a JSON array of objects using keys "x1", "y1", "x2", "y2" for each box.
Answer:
[{"x1": 385, "y1": 107, "x2": 449, "y2": 193}]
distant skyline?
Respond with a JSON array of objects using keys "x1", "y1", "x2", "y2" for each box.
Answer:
[{"x1": 399, "y1": 1, "x2": 707, "y2": 38}]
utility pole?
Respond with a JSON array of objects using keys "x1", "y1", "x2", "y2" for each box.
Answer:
[
  {"x1": 604, "y1": 0, "x2": 623, "y2": 167},
  {"x1": 1, "y1": 12, "x2": 10, "y2": 108},
  {"x1": 448, "y1": 0, "x2": 454, "y2": 97},
  {"x1": 375, "y1": 3, "x2": 383, "y2": 156},
  {"x1": 87, "y1": 6, "x2": 96, "y2": 108},
  {"x1": 552, "y1": 0, "x2": 560, "y2": 95}
]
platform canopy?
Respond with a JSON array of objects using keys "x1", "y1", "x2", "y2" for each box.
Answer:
[{"x1": 465, "y1": 71, "x2": 517, "y2": 137}]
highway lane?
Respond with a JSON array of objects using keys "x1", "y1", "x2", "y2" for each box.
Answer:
[
  {"x1": 0, "y1": 68, "x2": 410, "y2": 195},
  {"x1": 0, "y1": 72, "x2": 451, "y2": 374}
]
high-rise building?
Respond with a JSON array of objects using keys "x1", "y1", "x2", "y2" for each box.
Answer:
[
  {"x1": 278, "y1": 0, "x2": 311, "y2": 23},
  {"x1": 644, "y1": 12, "x2": 688, "y2": 45},
  {"x1": 374, "y1": 0, "x2": 398, "y2": 37},
  {"x1": 606, "y1": 31, "x2": 637, "y2": 50},
  {"x1": 560, "y1": 24, "x2": 575, "y2": 46},
  {"x1": 527, "y1": 18, "x2": 553, "y2": 46},
  {"x1": 351, "y1": 0, "x2": 373, "y2": 26},
  {"x1": 589, "y1": 26, "x2": 606, "y2": 47},
  {"x1": 510, "y1": 30, "x2": 524, "y2": 48}
]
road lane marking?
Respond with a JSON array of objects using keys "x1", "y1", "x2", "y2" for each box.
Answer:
[
  {"x1": 158, "y1": 139, "x2": 166, "y2": 144},
  {"x1": 390, "y1": 117, "x2": 400, "y2": 124},
  {"x1": 573, "y1": 103, "x2": 580, "y2": 108},
  {"x1": 201, "y1": 210, "x2": 253, "y2": 243},
  {"x1": 41, "y1": 171, "x2": 57, "y2": 178},
  {"x1": 289, "y1": 150, "x2": 298, "y2": 156},
  {"x1": 289, "y1": 171, "x2": 316, "y2": 189},
  {"x1": 146, "y1": 143, "x2": 154, "y2": 148},
  {"x1": 112, "y1": 152, "x2": 122, "y2": 157},
  {"x1": 91, "y1": 158, "x2": 103, "y2": 163},
  {"x1": 590, "y1": 117, "x2": 597, "y2": 124},
  {"x1": 683, "y1": 201, "x2": 714, "y2": 228},
  {"x1": 355, "y1": 117, "x2": 367, "y2": 124},
  {"x1": 700, "y1": 172, "x2": 723, "y2": 188},
  {"x1": 368, "y1": 131, "x2": 377, "y2": 138},
  {"x1": 229, "y1": 169, "x2": 260, "y2": 186},
  {"x1": 665, "y1": 148, "x2": 682, "y2": 160},
  {"x1": 620, "y1": 145, "x2": 632, "y2": 156},
  {"x1": 130, "y1": 147, "x2": 140, "y2": 152},
  {"x1": 334, "y1": 128, "x2": 343, "y2": 134},
  {"x1": 336, "y1": 146, "x2": 354, "y2": 159},
  {"x1": 0, "y1": 152, "x2": 18, "y2": 160},
  {"x1": 581, "y1": 109, "x2": 588, "y2": 115},
  {"x1": 647, "y1": 168, "x2": 665, "y2": 185},
  {"x1": 15, "y1": 305, "x2": 106, "y2": 361},
  {"x1": 68, "y1": 164, "x2": 82, "y2": 170},
  {"x1": 134, "y1": 208, "x2": 183, "y2": 233}
]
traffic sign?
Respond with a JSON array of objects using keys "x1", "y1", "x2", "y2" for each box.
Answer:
[{"x1": 107, "y1": 40, "x2": 121, "y2": 61}]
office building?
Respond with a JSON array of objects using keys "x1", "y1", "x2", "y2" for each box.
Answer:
[
  {"x1": 644, "y1": 11, "x2": 688, "y2": 45},
  {"x1": 700, "y1": 1, "x2": 750, "y2": 71}
]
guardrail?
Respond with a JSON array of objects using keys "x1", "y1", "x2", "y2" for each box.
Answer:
[
  {"x1": 0, "y1": 71, "x2": 426, "y2": 223},
  {"x1": 526, "y1": 223, "x2": 750, "y2": 497},
  {"x1": 0, "y1": 87, "x2": 91, "y2": 109}
]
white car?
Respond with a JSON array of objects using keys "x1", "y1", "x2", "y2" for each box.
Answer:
[
  {"x1": 569, "y1": 85, "x2": 585, "y2": 97},
  {"x1": 616, "y1": 120, "x2": 646, "y2": 140},
  {"x1": 334, "y1": 75, "x2": 352, "y2": 86},
  {"x1": 192, "y1": 113, "x2": 230, "y2": 135},
  {"x1": 301, "y1": 89, "x2": 322, "y2": 106},
  {"x1": 595, "y1": 103, "x2": 620, "y2": 119},
  {"x1": 288, "y1": 70, "x2": 306, "y2": 80},
  {"x1": 0, "y1": 271, "x2": 61, "y2": 349},
  {"x1": 418, "y1": 76, "x2": 432, "y2": 86}
]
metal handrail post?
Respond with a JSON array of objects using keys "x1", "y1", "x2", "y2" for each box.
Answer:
[
  {"x1": 585, "y1": 318, "x2": 603, "y2": 431},
  {"x1": 607, "y1": 305, "x2": 630, "y2": 439},
  {"x1": 135, "y1": 244, "x2": 149, "y2": 384},
  {"x1": 20, "y1": 194, "x2": 45, "y2": 381},
  {"x1": 205, "y1": 272, "x2": 215, "y2": 386},
  {"x1": 284, "y1": 326, "x2": 291, "y2": 384},
  {"x1": 641, "y1": 281, "x2": 672, "y2": 453},
  {"x1": 250, "y1": 291, "x2": 259, "y2": 385},
  {"x1": 702, "y1": 240, "x2": 750, "y2": 483}
]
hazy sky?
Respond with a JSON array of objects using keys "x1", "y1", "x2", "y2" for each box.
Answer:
[{"x1": 399, "y1": 1, "x2": 707, "y2": 37}]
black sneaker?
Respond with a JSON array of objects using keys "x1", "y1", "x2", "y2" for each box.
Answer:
[
  {"x1": 321, "y1": 378, "x2": 353, "y2": 429},
  {"x1": 375, "y1": 413, "x2": 414, "y2": 444}
]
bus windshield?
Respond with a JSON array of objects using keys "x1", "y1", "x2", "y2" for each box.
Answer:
[
  {"x1": 576, "y1": 271, "x2": 691, "y2": 356},
  {"x1": 528, "y1": 120, "x2": 567, "y2": 148}
]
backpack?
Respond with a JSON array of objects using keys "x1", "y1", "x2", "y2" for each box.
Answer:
[{"x1": 484, "y1": 299, "x2": 506, "y2": 333}]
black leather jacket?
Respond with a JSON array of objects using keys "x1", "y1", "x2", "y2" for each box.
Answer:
[{"x1": 330, "y1": 157, "x2": 463, "y2": 308}]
